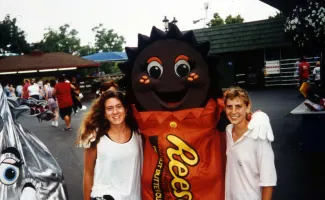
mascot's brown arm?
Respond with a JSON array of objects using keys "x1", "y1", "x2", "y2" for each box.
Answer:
[
  {"x1": 217, "y1": 110, "x2": 229, "y2": 179},
  {"x1": 217, "y1": 111, "x2": 230, "y2": 132}
]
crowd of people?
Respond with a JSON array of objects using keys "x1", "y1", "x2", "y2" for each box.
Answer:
[{"x1": 3, "y1": 75, "x2": 84, "y2": 130}]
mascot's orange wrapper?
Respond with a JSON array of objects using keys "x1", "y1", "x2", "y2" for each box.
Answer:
[
  {"x1": 119, "y1": 24, "x2": 228, "y2": 200},
  {"x1": 132, "y1": 99, "x2": 226, "y2": 200}
]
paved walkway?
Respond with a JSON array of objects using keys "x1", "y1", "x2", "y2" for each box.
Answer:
[{"x1": 19, "y1": 88, "x2": 324, "y2": 200}]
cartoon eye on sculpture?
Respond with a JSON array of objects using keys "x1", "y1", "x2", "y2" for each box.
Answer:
[
  {"x1": 0, "y1": 86, "x2": 68, "y2": 200},
  {"x1": 118, "y1": 23, "x2": 274, "y2": 200}
]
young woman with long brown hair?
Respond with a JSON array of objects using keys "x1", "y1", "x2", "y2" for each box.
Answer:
[{"x1": 76, "y1": 91, "x2": 142, "y2": 200}]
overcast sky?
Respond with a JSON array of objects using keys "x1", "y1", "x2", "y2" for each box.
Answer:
[{"x1": 1, "y1": 0, "x2": 278, "y2": 47}]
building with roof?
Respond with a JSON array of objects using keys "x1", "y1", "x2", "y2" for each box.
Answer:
[
  {"x1": 0, "y1": 50, "x2": 99, "y2": 85},
  {"x1": 193, "y1": 16, "x2": 320, "y2": 88},
  {"x1": 260, "y1": 0, "x2": 305, "y2": 13}
]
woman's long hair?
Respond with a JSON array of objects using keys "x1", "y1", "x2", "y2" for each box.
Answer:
[{"x1": 75, "y1": 90, "x2": 138, "y2": 146}]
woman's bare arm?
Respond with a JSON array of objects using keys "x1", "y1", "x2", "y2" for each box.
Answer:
[
  {"x1": 262, "y1": 186, "x2": 273, "y2": 200},
  {"x1": 83, "y1": 146, "x2": 97, "y2": 200},
  {"x1": 45, "y1": 89, "x2": 49, "y2": 101},
  {"x1": 70, "y1": 84, "x2": 76, "y2": 90}
]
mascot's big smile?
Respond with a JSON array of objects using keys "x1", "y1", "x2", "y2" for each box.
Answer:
[{"x1": 154, "y1": 88, "x2": 188, "y2": 108}]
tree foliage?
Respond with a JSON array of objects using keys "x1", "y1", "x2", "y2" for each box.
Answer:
[
  {"x1": 35, "y1": 23, "x2": 125, "y2": 56},
  {"x1": 101, "y1": 62, "x2": 121, "y2": 74},
  {"x1": 36, "y1": 24, "x2": 81, "y2": 53},
  {"x1": 0, "y1": 14, "x2": 126, "y2": 68},
  {"x1": 225, "y1": 15, "x2": 244, "y2": 24},
  {"x1": 92, "y1": 24, "x2": 125, "y2": 52},
  {"x1": 207, "y1": 13, "x2": 244, "y2": 27},
  {"x1": 207, "y1": 13, "x2": 224, "y2": 27},
  {"x1": 0, "y1": 15, "x2": 30, "y2": 54},
  {"x1": 77, "y1": 45, "x2": 96, "y2": 57},
  {"x1": 269, "y1": 12, "x2": 284, "y2": 19},
  {"x1": 284, "y1": 1, "x2": 325, "y2": 47}
]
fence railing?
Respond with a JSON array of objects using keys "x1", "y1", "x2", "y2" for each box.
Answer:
[
  {"x1": 264, "y1": 57, "x2": 320, "y2": 87},
  {"x1": 236, "y1": 74, "x2": 246, "y2": 85},
  {"x1": 79, "y1": 74, "x2": 124, "y2": 92}
]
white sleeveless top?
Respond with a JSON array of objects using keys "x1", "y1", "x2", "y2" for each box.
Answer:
[
  {"x1": 91, "y1": 131, "x2": 142, "y2": 200},
  {"x1": 28, "y1": 84, "x2": 40, "y2": 96}
]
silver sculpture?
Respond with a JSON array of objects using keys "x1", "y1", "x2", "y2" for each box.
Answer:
[{"x1": 0, "y1": 86, "x2": 68, "y2": 200}]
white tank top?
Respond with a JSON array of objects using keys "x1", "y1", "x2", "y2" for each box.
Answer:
[
  {"x1": 28, "y1": 84, "x2": 40, "y2": 96},
  {"x1": 91, "y1": 131, "x2": 142, "y2": 200}
]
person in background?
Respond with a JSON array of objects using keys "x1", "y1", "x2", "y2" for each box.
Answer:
[
  {"x1": 299, "y1": 57, "x2": 310, "y2": 88},
  {"x1": 313, "y1": 61, "x2": 321, "y2": 87},
  {"x1": 76, "y1": 91, "x2": 141, "y2": 200},
  {"x1": 70, "y1": 77, "x2": 83, "y2": 115},
  {"x1": 37, "y1": 79, "x2": 43, "y2": 89},
  {"x1": 224, "y1": 87, "x2": 277, "y2": 200},
  {"x1": 294, "y1": 59, "x2": 300, "y2": 83},
  {"x1": 16, "y1": 83, "x2": 23, "y2": 97},
  {"x1": 96, "y1": 80, "x2": 119, "y2": 98},
  {"x1": 4, "y1": 84, "x2": 10, "y2": 97},
  {"x1": 8, "y1": 84, "x2": 16, "y2": 97},
  {"x1": 37, "y1": 79, "x2": 45, "y2": 99},
  {"x1": 43, "y1": 80, "x2": 50, "y2": 95},
  {"x1": 22, "y1": 79, "x2": 31, "y2": 99},
  {"x1": 294, "y1": 59, "x2": 300, "y2": 71},
  {"x1": 28, "y1": 79, "x2": 42, "y2": 100},
  {"x1": 46, "y1": 80, "x2": 59, "y2": 127},
  {"x1": 53, "y1": 75, "x2": 75, "y2": 131}
]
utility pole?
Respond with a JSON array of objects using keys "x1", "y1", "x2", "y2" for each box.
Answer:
[
  {"x1": 203, "y1": 2, "x2": 209, "y2": 28},
  {"x1": 193, "y1": 2, "x2": 209, "y2": 28}
]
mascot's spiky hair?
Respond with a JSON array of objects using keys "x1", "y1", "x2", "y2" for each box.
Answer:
[{"x1": 118, "y1": 24, "x2": 223, "y2": 106}]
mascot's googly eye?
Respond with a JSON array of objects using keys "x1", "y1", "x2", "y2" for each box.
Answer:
[
  {"x1": 0, "y1": 116, "x2": 3, "y2": 132},
  {"x1": 0, "y1": 159, "x2": 20, "y2": 185},
  {"x1": 174, "y1": 59, "x2": 191, "y2": 78},
  {"x1": 147, "y1": 61, "x2": 163, "y2": 79}
]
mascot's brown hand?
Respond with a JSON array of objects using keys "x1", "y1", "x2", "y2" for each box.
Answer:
[{"x1": 217, "y1": 111, "x2": 230, "y2": 132}]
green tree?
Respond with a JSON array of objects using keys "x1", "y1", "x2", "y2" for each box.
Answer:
[
  {"x1": 225, "y1": 15, "x2": 244, "y2": 24},
  {"x1": 92, "y1": 24, "x2": 125, "y2": 52},
  {"x1": 0, "y1": 15, "x2": 30, "y2": 54},
  {"x1": 268, "y1": 12, "x2": 284, "y2": 19},
  {"x1": 37, "y1": 24, "x2": 81, "y2": 53},
  {"x1": 101, "y1": 62, "x2": 121, "y2": 74},
  {"x1": 207, "y1": 13, "x2": 224, "y2": 27},
  {"x1": 77, "y1": 45, "x2": 96, "y2": 57}
]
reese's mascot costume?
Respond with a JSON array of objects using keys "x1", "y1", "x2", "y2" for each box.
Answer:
[
  {"x1": 118, "y1": 24, "x2": 273, "y2": 200},
  {"x1": 0, "y1": 86, "x2": 68, "y2": 200}
]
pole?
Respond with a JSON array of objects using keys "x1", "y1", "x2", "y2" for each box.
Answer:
[
  {"x1": 204, "y1": 9, "x2": 207, "y2": 28},
  {"x1": 321, "y1": 50, "x2": 324, "y2": 88},
  {"x1": 263, "y1": 48, "x2": 266, "y2": 87}
]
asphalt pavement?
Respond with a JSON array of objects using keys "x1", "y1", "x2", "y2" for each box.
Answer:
[{"x1": 19, "y1": 88, "x2": 325, "y2": 200}]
